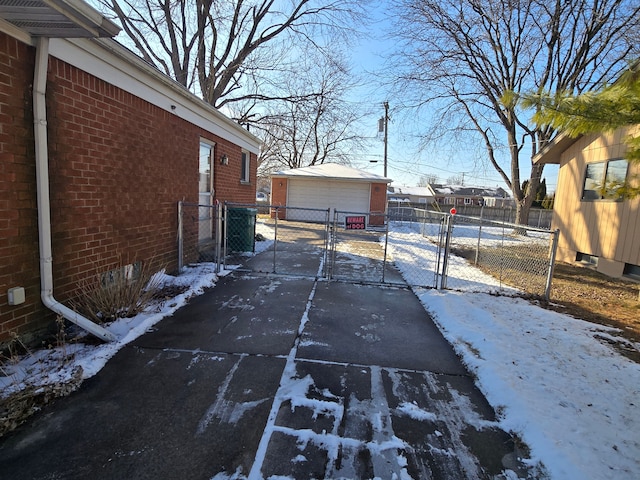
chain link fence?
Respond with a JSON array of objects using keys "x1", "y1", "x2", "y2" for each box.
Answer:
[
  {"x1": 178, "y1": 203, "x2": 558, "y2": 299},
  {"x1": 389, "y1": 208, "x2": 559, "y2": 298},
  {"x1": 384, "y1": 210, "x2": 449, "y2": 289},
  {"x1": 177, "y1": 202, "x2": 222, "y2": 272},
  {"x1": 445, "y1": 214, "x2": 558, "y2": 297},
  {"x1": 388, "y1": 204, "x2": 553, "y2": 228}
]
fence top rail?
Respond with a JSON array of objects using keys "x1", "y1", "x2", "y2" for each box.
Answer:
[
  {"x1": 451, "y1": 214, "x2": 554, "y2": 234},
  {"x1": 179, "y1": 201, "x2": 218, "y2": 208},
  {"x1": 225, "y1": 202, "x2": 330, "y2": 213},
  {"x1": 334, "y1": 209, "x2": 389, "y2": 216}
]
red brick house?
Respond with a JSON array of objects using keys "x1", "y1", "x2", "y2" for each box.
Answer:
[{"x1": 0, "y1": 1, "x2": 260, "y2": 345}]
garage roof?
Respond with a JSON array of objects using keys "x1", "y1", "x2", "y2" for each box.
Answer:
[{"x1": 272, "y1": 163, "x2": 392, "y2": 183}]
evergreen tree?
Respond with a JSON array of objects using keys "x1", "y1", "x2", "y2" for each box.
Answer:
[
  {"x1": 541, "y1": 194, "x2": 555, "y2": 210},
  {"x1": 521, "y1": 66, "x2": 640, "y2": 197}
]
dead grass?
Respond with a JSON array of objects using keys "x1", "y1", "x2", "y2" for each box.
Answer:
[
  {"x1": 532, "y1": 263, "x2": 640, "y2": 363},
  {"x1": 546, "y1": 263, "x2": 640, "y2": 346},
  {"x1": 458, "y1": 245, "x2": 640, "y2": 361}
]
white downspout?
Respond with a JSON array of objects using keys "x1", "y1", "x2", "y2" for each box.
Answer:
[{"x1": 33, "y1": 37, "x2": 116, "y2": 342}]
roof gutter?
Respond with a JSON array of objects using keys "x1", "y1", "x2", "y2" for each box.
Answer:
[{"x1": 33, "y1": 36, "x2": 116, "y2": 342}]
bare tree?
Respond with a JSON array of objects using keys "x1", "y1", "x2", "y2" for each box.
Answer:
[
  {"x1": 255, "y1": 51, "x2": 369, "y2": 173},
  {"x1": 389, "y1": 0, "x2": 640, "y2": 224},
  {"x1": 446, "y1": 174, "x2": 464, "y2": 186},
  {"x1": 97, "y1": 0, "x2": 365, "y2": 120},
  {"x1": 418, "y1": 174, "x2": 438, "y2": 186}
]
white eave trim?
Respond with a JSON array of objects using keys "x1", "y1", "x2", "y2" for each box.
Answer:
[
  {"x1": 48, "y1": 37, "x2": 261, "y2": 154},
  {"x1": 0, "y1": 17, "x2": 33, "y2": 45},
  {"x1": 533, "y1": 133, "x2": 580, "y2": 165}
]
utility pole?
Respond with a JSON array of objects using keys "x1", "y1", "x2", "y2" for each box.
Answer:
[{"x1": 383, "y1": 101, "x2": 389, "y2": 177}]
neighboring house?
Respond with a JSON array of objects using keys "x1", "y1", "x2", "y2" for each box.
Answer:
[
  {"x1": 270, "y1": 163, "x2": 391, "y2": 225},
  {"x1": 534, "y1": 126, "x2": 640, "y2": 280},
  {"x1": 429, "y1": 184, "x2": 513, "y2": 207},
  {"x1": 387, "y1": 185, "x2": 434, "y2": 205},
  {"x1": 0, "y1": 1, "x2": 260, "y2": 345}
]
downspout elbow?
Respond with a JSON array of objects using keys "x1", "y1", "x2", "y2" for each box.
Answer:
[{"x1": 41, "y1": 289, "x2": 117, "y2": 342}]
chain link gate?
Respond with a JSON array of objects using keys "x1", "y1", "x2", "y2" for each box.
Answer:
[
  {"x1": 177, "y1": 201, "x2": 223, "y2": 272},
  {"x1": 249, "y1": 205, "x2": 331, "y2": 278}
]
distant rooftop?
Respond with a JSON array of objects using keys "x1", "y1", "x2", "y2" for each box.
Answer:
[
  {"x1": 430, "y1": 184, "x2": 510, "y2": 198},
  {"x1": 272, "y1": 163, "x2": 392, "y2": 183}
]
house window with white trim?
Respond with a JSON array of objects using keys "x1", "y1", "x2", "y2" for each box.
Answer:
[
  {"x1": 582, "y1": 159, "x2": 629, "y2": 200},
  {"x1": 241, "y1": 150, "x2": 250, "y2": 183},
  {"x1": 464, "y1": 198, "x2": 473, "y2": 205}
]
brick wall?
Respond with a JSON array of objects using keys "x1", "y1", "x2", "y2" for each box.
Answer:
[
  {"x1": 0, "y1": 31, "x2": 257, "y2": 345},
  {"x1": 45, "y1": 56, "x2": 198, "y2": 300},
  {"x1": 0, "y1": 32, "x2": 47, "y2": 342},
  {"x1": 214, "y1": 141, "x2": 257, "y2": 203}
]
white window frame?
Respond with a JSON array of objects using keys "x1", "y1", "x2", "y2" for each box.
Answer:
[
  {"x1": 241, "y1": 150, "x2": 250, "y2": 183},
  {"x1": 582, "y1": 158, "x2": 629, "y2": 201}
]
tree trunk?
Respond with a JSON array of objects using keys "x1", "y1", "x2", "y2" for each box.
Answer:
[{"x1": 515, "y1": 197, "x2": 532, "y2": 226}]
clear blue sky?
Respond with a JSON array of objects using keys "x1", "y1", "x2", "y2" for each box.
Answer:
[{"x1": 345, "y1": 4, "x2": 559, "y2": 193}]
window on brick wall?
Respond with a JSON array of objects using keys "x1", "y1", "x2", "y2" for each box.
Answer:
[{"x1": 241, "y1": 150, "x2": 250, "y2": 183}]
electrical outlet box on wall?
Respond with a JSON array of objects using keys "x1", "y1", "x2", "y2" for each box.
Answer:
[{"x1": 7, "y1": 287, "x2": 26, "y2": 306}]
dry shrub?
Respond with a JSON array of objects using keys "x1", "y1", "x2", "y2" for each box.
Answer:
[
  {"x1": 0, "y1": 329, "x2": 82, "y2": 437},
  {"x1": 72, "y1": 260, "x2": 164, "y2": 324}
]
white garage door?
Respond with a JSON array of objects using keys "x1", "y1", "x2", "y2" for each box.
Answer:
[{"x1": 287, "y1": 179, "x2": 371, "y2": 222}]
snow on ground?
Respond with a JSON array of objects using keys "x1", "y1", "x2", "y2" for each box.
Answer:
[
  {"x1": 386, "y1": 226, "x2": 640, "y2": 480},
  {"x1": 1, "y1": 263, "x2": 225, "y2": 398},
  {"x1": 2, "y1": 220, "x2": 640, "y2": 480}
]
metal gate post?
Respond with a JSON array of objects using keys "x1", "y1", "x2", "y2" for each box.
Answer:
[
  {"x1": 215, "y1": 201, "x2": 223, "y2": 273},
  {"x1": 222, "y1": 202, "x2": 228, "y2": 271},
  {"x1": 545, "y1": 229, "x2": 560, "y2": 300},
  {"x1": 381, "y1": 214, "x2": 390, "y2": 283},
  {"x1": 474, "y1": 204, "x2": 484, "y2": 265},
  {"x1": 273, "y1": 207, "x2": 279, "y2": 273},
  {"x1": 440, "y1": 215, "x2": 454, "y2": 290},
  {"x1": 435, "y1": 216, "x2": 445, "y2": 288},
  {"x1": 329, "y1": 210, "x2": 339, "y2": 281},
  {"x1": 322, "y1": 209, "x2": 330, "y2": 278},
  {"x1": 177, "y1": 201, "x2": 184, "y2": 272}
]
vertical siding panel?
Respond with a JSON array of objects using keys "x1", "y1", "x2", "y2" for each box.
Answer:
[
  {"x1": 618, "y1": 200, "x2": 633, "y2": 261},
  {"x1": 625, "y1": 202, "x2": 640, "y2": 264}
]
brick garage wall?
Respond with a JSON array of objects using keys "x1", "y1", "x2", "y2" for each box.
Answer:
[
  {"x1": 0, "y1": 33, "x2": 256, "y2": 345},
  {"x1": 369, "y1": 182, "x2": 388, "y2": 226},
  {"x1": 0, "y1": 32, "x2": 50, "y2": 343},
  {"x1": 270, "y1": 177, "x2": 288, "y2": 219}
]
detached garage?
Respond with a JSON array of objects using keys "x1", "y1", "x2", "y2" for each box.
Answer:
[{"x1": 270, "y1": 163, "x2": 391, "y2": 225}]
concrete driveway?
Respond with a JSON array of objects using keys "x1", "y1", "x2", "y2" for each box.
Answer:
[{"x1": 0, "y1": 250, "x2": 532, "y2": 479}]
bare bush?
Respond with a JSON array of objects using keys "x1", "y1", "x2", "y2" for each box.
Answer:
[{"x1": 72, "y1": 261, "x2": 164, "y2": 324}]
